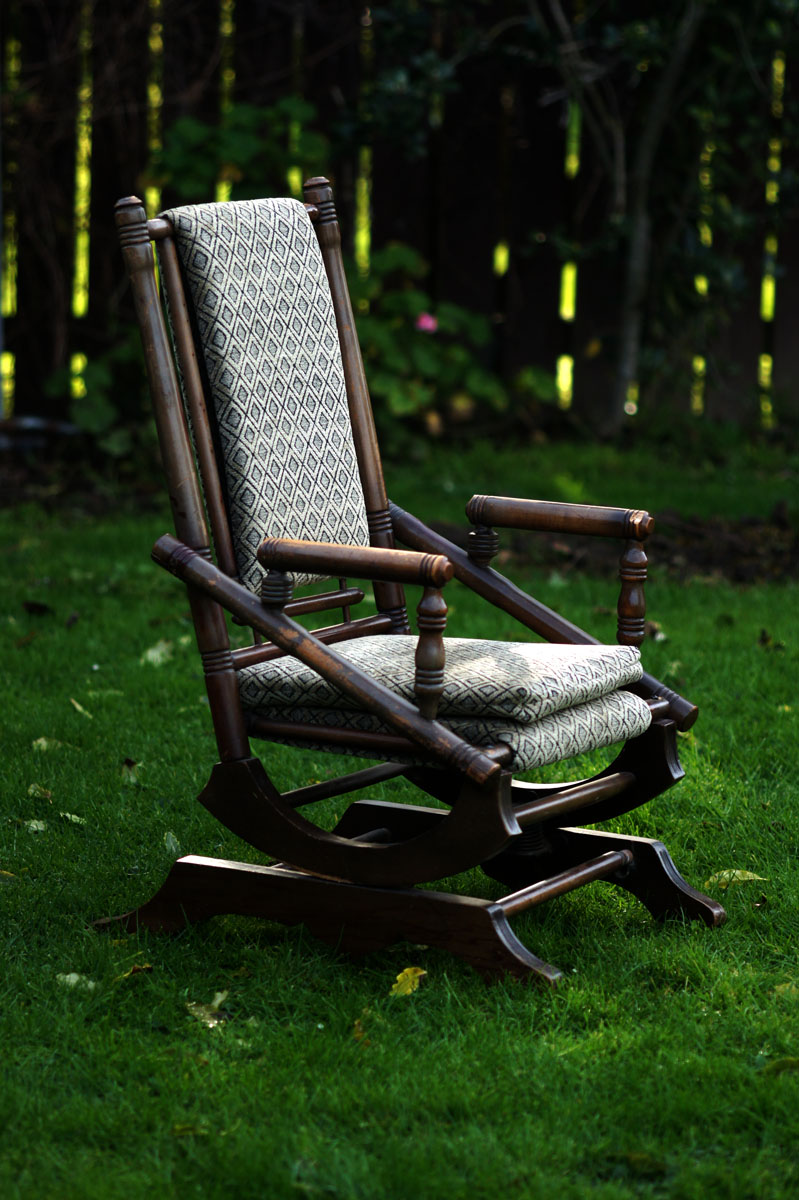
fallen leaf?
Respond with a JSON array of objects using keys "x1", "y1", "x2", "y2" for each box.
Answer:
[
  {"x1": 121, "y1": 758, "x2": 141, "y2": 785},
  {"x1": 24, "y1": 819, "x2": 48, "y2": 833},
  {"x1": 186, "y1": 990, "x2": 230, "y2": 1028},
  {"x1": 116, "y1": 963, "x2": 154, "y2": 981},
  {"x1": 352, "y1": 1019, "x2": 371, "y2": 1045},
  {"x1": 58, "y1": 811, "x2": 86, "y2": 826},
  {"x1": 23, "y1": 600, "x2": 54, "y2": 616},
  {"x1": 705, "y1": 869, "x2": 768, "y2": 890},
  {"x1": 56, "y1": 972, "x2": 97, "y2": 992},
  {"x1": 32, "y1": 737, "x2": 71, "y2": 752},
  {"x1": 140, "y1": 638, "x2": 174, "y2": 666},
  {"x1": 69, "y1": 697, "x2": 93, "y2": 720},
  {"x1": 164, "y1": 831, "x2": 182, "y2": 857},
  {"x1": 762, "y1": 1057, "x2": 799, "y2": 1076},
  {"x1": 390, "y1": 966, "x2": 427, "y2": 996},
  {"x1": 758, "y1": 629, "x2": 785, "y2": 651},
  {"x1": 27, "y1": 783, "x2": 52, "y2": 800},
  {"x1": 0, "y1": 870, "x2": 17, "y2": 882},
  {"x1": 172, "y1": 1122, "x2": 210, "y2": 1137}
]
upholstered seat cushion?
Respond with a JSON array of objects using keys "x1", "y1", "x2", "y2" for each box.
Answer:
[
  {"x1": 238, "y1": 636, "x2": 652, "y2": 771},
  {"x1": 242, "y1": 692, "x2": 652, "y2": 772},
  {"x1": 238, "y1": 636, "x2": 644, "y2": 723}
]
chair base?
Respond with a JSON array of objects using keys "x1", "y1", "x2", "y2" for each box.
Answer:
[{"x1": 94, "y1": 801, "x2": 724, "y2": 985}]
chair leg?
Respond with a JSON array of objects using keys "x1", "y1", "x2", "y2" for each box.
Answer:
[{"x1": 93, "y1": 854, "x2": 565, "y2": 985}]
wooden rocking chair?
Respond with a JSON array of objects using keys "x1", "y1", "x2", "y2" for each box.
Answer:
[{"x1": 105, "y1": 177, "x2": 724, "y2": 982}]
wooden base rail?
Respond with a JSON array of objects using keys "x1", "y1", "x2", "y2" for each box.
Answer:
[
  {"x1": 497, "y1": 849, "x2": 634, "y2": 916},
  {"x1": 281, "y1": 762, "x2": 409, "y2": 809},
  {"x1": 513, "y1": 771, "x2": 635, "y2": 826}
]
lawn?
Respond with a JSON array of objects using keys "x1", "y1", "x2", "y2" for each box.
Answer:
[{"x1": 2, "y1": 438, "x2": 798, "y2": 1199}]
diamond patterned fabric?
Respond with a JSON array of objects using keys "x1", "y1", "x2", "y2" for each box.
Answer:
[
  {"x1": 238, "y1": 637, "x2": 644, "y2": 723},
  {"x1": 238, "y1": 636, "x2": 652, "y2": 770},
  {"x1": 243, "y1": 691, "x2": 652, "y2": 772},
  {"x1": 165, "y1": 197, "x2": 370, "y2": 589}
]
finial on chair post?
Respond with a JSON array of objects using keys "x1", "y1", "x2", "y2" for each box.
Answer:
[
  {"x1": 115, "y1": 195, "x2": 153, "y2": 268},
  {"x1": 303, "y1": 177, "x2": 339, "y2": 249}
]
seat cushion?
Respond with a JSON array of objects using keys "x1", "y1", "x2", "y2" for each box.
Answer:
[
  {"x1": 238, "y1": 636, "x2": 644, "y2": 724},
  {"x1": 242, "y1": 691, "x2": 652, "y2": 773}
]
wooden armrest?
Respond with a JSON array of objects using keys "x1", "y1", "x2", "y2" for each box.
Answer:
[
  {"x1": 466, "y1": 496, "x2": 654, "y2": 541},
  {"x1": 257, "y1": 536, "x2": 453, "y2": 587},
  {"x1": 151, "y1": 534, "x2": 497, "y2": 783}
]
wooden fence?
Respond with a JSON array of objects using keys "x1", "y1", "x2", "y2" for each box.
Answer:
[{"x1": 1, "y1": 0, "x2": 795, "y2": 434}]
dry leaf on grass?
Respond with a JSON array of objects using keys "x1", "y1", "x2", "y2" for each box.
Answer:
[
  {"x1": 705, "y1": 869, "x2": 768, "y2": 890},
  {"x1": 56, "y1": 972, "x2": 97, "y2": 992},
  {"x1": 187, "y1": 990, "x2": 230, "y2": 1028},
  {"x1": 390, "y1": 966, "x2": 427, "y2": 996},
  {"x1": 116, "y1": 963, "x2": 153, "y2": 981},
  {"x1": 140, "y1": 638, "x2": 174, "y2": 666},
  {"x1": 762, "y1": 1057, "x2": 799, "y2": 1076},
  {"x1": 32, "y1": 737, "x2": 73, "y2": 752}
]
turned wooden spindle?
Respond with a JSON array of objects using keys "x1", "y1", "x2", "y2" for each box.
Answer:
[
  {"x1": 414, "y1": 587, "x2": 448, "y2": 719},
  {"x1": 617, "y1": 539, "x2": 648, "y2": 645},
  {"x1": 466, "y1": 524, "x2": 500, "y2": 568},
  {"x1": 260, "y1": 570, "x2": 294, "y2": 608}
]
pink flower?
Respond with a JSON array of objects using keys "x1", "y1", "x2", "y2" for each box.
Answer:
[{"x1": 414, "y1": 312, "x2": 438, "y2": 333}]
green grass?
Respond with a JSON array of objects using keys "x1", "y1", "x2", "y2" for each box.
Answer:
[{"x1": 2, "y1": 440, "x2": 798, "y2": 1199}]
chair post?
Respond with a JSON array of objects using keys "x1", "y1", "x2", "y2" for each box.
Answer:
[
  {"x1": 303, "y1": 176, "x2": 410, "y2": 634},
  {"x1": 115, "y1": 196, "x2": 250, "y2": 763}
]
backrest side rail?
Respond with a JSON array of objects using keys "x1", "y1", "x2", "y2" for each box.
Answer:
[
  {"x1": 116, "y1": 195, "x2": 250, "y2": 762},
  {"x1": 156, "y1": 229, "x2": 238, "y2": 578},
  {"x1": 303, "y1": 176, "x2": 410, "y2": 635}
]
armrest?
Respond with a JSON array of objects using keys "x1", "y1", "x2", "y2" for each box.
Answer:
[
  {"x1": 151, "y1": 534, "x2": 498, "y2": 783},
  {"x1": 466, "y1": 496, "x2": 652, "y2": 648},
  {"x1": 257, "y1": 536, "x2": 453, "y2": 587},
  {"x1": 257, "y1": 537, "x2": 452, "y2": 719},
  {"x1": 466, "y1": 496, "x2": 654, "y2": 541}
]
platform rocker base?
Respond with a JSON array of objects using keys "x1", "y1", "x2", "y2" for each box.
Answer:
[{"x1": 96, "y1": 801, "x2": 725, "y2": 986}]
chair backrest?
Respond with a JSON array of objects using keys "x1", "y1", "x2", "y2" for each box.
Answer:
[
  {"x1": 164, "y1": 197, "x2": 370, "y2": 591},
  {"x1": 115, "y1": 177, "x2": 410, "y2": 647}
]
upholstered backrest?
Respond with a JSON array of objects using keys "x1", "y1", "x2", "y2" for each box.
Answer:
[{"x1": 164, "y1": 197, "x2": 370, "y2": 590}]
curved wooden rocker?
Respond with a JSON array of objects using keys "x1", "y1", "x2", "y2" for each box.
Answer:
[{"x1": 98, "y1": 178, "x2": 725, "y2": 984}]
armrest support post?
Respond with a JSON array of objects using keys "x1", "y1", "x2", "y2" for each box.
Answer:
[
  {"x1": 617, "y1": 540, "x2": 648, "y2": 646},
  {"x1": 414, "y1": 587, "x2": 448, "y2": 719}
]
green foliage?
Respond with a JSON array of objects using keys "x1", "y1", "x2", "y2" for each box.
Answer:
[
  {"x1": 43, "y1": 328, "x2": 150, "y2": 463},
  {"x1": 145, "y1": 97, "x2": 328, "y2": 202},
  {"x1": 350, "y1": 243, "x2": 522, "y2": 438}
]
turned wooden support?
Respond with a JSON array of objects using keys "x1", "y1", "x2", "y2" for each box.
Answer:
[
  {"x1": 617, "y1": 539, "x2": 648, "y2": 646},
  {"x1": 467, "y1": 524, "x2": 500, "y2": 568},
  {"x1": 260, "y1": 570, "x2": 294, "y2": 608},
  {"x1": 414, "y1": 587, "x2": 448, "y2": 719}
]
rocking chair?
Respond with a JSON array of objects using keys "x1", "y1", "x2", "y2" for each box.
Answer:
[{"x1": 106, "y1": 177, "x2": 724, "y2": 982}]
